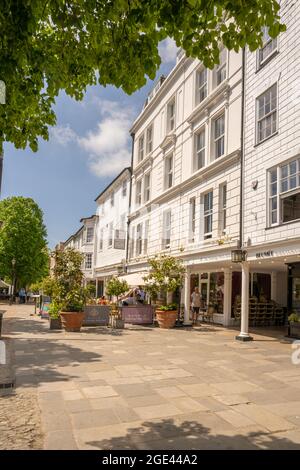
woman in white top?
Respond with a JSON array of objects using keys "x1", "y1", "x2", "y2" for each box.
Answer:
[{"x1": 191, "y1": 287, "x2": 202, "y2": 324}]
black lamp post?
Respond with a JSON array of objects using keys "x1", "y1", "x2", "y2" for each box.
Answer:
[{"x1": 9, "y1": 258, "x2": 16, "y2": 305}]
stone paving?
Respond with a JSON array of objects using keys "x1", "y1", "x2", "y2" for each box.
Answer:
[{"x1": 1, "y1": 304, "x2": 300, "y2": 450}]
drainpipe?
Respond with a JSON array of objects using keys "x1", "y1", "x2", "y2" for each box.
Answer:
[
  {"x1": 236, "y1": 47, "x2": 253, "y2": 342},
  {"x1": 125, "y1": 133, "x2": 135, "y2": 272},
  {"x1": 239, "y1": 47, "x2": 245, "y2": 251}
]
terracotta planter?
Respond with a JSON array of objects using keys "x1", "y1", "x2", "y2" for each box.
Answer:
[
  {"x1": 60, "y1": 311, "x2": 85, "y2": 332},
  {"x1": 49, "y1": 316, "x2": 62, "y2": 330},
  {"x1": 156, "y1": 310, "x2": 177, "y2": 329}
]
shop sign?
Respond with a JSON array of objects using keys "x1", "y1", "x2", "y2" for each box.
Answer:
[
  {"x1": 121, "y1": 305, "x2": 154, "y2": 324},
  {"x1": 256, "y1": 250, "x2": 274, "y2": 259},
  {"x1": 83, "y1": 305, "x2": 110, "y2": 326}
]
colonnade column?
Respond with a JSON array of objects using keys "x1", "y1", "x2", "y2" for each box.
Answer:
[
  {"x1": 236, "y1": 262, "x2": 253, "y2": 341},
  {"x1": 271, "y1": 271, "x2": 277, "y2": 302},
  {"x1": 223, "y1": 269, "x2": 232, "y2": 326},
  {"x1": 183, "y1": 267, "x2": 192, "y2": 325}
]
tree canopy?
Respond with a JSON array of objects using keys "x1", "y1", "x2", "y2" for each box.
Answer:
[
  {"x1": 0, "y1": 196, "x2": 49, "y2": 287},
  {"x1": 0, "y1": 0, "x2": 285, "y2": 152}
]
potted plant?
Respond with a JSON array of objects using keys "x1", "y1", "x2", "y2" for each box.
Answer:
[
  {"x1": 48, "y1": 302, "x2": 62, "y2": 330},
  {"x1": 105, "y1": 277, "x2": 129, "y2": 329},
  {"x1": 288, "y1": 312, "x2": 300, "y2": 339},
  {"x1": 51, "y1": 248, "x2": 89, "y2": 332},
  {"x1": 143, "y1": 254, "x2": 185, "y2": 329}
]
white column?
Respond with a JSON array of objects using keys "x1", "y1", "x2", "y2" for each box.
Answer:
[
  {"x1": 183, "y1": 267, "x2": 192, "y2": 325},
  {"x1": 236, "y1": 262, "x2": 253, "y2": 341},
  {"x1": 223, "y1": 269, "x2": 232, "y2": 326},
  {"x1": 271, "y1": 271, "x2": 277, "y2": 302}
]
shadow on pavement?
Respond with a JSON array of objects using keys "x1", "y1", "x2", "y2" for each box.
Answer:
[{"x1": 86, "y1": 417, "x2": 299, "y2": 450}]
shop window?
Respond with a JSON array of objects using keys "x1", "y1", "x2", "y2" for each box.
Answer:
[{"x1": 209, "y1": 272, "x2": 224, "y2": 314}]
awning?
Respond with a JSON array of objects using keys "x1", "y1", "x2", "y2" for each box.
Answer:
[
  {"x1": 0, "y1": 280, "x2": 10, "y2": 288},
  {"x1": 118, "y1": 271, "x2": 148, "y2": 287}
]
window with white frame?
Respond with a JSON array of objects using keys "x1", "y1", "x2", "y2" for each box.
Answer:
[
  {"x1": 110, "y1": 192, "x2": 114, "y2": 207},
  {"x1": 203, "y1": 191, "x2": 213, "y2": 239},
  {"x1": 167, "y1": 98, "x2": 175, "y2": 133},
  {"x1": 146, "y1": 124, "x2": 153, "y2": 154},
  {"x1": 189, "y1": 197, "x2": 196, "y2": 243},
  {"x1": 138, "y1": 134, "x2": 144, "y2": 162},
  {"x1": 144, "y1": 219, "x2": 149, "y2": 254},
  {"x1": 135, "y1": 179, "x2": 142, "y2": 207},
  {"x1": 164, "y1": 154, "x2": 173, "y2": 190},
  {"x1": 99, "y1": 228, "x2": 104, "y2": 251},
  {"x1": 85, "y1": 253, "x2": 92, "y2": 270},
  {"x1": 162, "y1": 210, "x2": 171, "y2": 249},
  {"x1": 258, "y1": 27, "x2": 278, "y2": 67},
  {"x1": 219, "y1": 183, "x2": 227, "y2": 235},
  {"x1": 196, "y1": 68, "x2": 207, "y2": 105},
  {"x1": 122, "y1": 180, "x2": 127, "y2": 197},
  {"x1": 194, "y1": 128, "x2": 205, "y2": 171},
  {"x1": 256, "y1": 84, "x2": 277, "y2": 144},
  {"x1": 213, "y1": 114, "x2": 225, "y2": 159},
  {"x1": 108, "y1": 222, "x2": 113, "y2": 247},
  {"x1": 86, "y1": 227, "x2": 94, "y2": 243},
  {"x1": 144, "y1": 173, "x2": 151, "y2": 202},
  {"x1": 136, "y1": 223, "x2": 143, "y2": 256},
  {"x1": 268, "y1": 158, "x2": 300, "y2": 226},
  {"x1": 214, "y1": 48, "x2": 227, "y2": 87}
]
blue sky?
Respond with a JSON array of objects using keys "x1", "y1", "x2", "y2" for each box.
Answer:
[{"x1": 2, "y1": 40, "x2": 177, "y2": 248}]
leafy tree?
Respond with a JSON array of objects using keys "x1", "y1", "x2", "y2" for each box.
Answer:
[
  {"x1": 51, "y1": 248, "x2": 89, "y2": 312},
  {"x1": 0, "y1": 0, "x2": 285, "y2": 152},
  {"x1": 143, "y1": 254, "x2": 185, "y2": 302},
  {"x1": 0, "y1": 196, "x2": 49, "y2": 288},
  {"x1": 105, "y1": 277, "x2": 129, "y2": 301}
]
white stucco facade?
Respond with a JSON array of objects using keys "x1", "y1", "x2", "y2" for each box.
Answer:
[
  {"x1": 93, "y1": 167, "x2": 131, "y2": 296},
  {"x1": 127, "y1": 48, "x2": 243, "y2": 325}
]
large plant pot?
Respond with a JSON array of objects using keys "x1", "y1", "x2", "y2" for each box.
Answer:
[
  {"x1": 156, "y1": 310, "x2": 177, "y2": 329},
  {"x1": 288, "y1": 322, "x2": 300, "y2": 339},
  {"x1": 60, "y1": 312, "x2": 85, "y2": 332},
  {"x1": 49, "y1": 316, "x2": 62, "y2": 330}
]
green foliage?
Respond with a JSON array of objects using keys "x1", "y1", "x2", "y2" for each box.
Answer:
[
  {"x1": 0, "y1": 1, "x2": 285, "y2": 152},
  {"x1": 51, "y1": 248, "x2": 88, "y2": 312},
  {"x1": 143, "y1": 254, "x2": 185, "y2": 300},
  {"x1": 288, "y1": 313, "x2": 299, "y2": 323},
  {"x1": 48, "y1": 301, "x2": 60, "y2": 319},
  {"x1": 0, "y1": 196, "x2": 49, "y2": 287},
  {"x1": 158, "y1": 303, "x2": 178, "y2": 311},
  {"x1": 29, "y1": 280, "x2": 43, "y2": 294},
  {"x1": 105, "y1": 277, "x2": 129, "y2": 299}
]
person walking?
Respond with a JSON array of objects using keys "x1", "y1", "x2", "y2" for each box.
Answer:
[
  {"x1": 191, "y1": 287, "x2": 202, "y2": 324},
  {"x1": 18, "y1": 287, "x2": 26, "y2": 304}
]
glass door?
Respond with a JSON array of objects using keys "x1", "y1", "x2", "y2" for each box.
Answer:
[{"x1": 292, "y1": 278, "x2": 300, "y2": 314}]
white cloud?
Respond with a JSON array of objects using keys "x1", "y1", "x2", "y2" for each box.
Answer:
[
  {"x1": 159, "y1": 37, "x2": 178, "y2": 63},
  {"x1": 50, "y1": 124, "x2": 77, "y2": 146},
  {"x1": 78, "y1": 100, "x2": 134, "y2": 178}
]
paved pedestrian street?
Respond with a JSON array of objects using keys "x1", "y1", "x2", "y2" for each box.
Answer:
[{"x1": 1, "y1": 304, "x2": 300, "y2": 450}]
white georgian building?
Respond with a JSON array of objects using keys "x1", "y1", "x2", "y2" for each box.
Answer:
[
  {"x1": 63, "y1": 215, "x2": 98, "y2": 286},
  {"x1": 127, "y1": 47, "x2": 243, "y2": 326},
  {"x1": 93, "y1": 167, "x2": 131, "y2": 296},
  {"x1": 238, "y1": 0, "x2": 300, "y2": 338}
]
